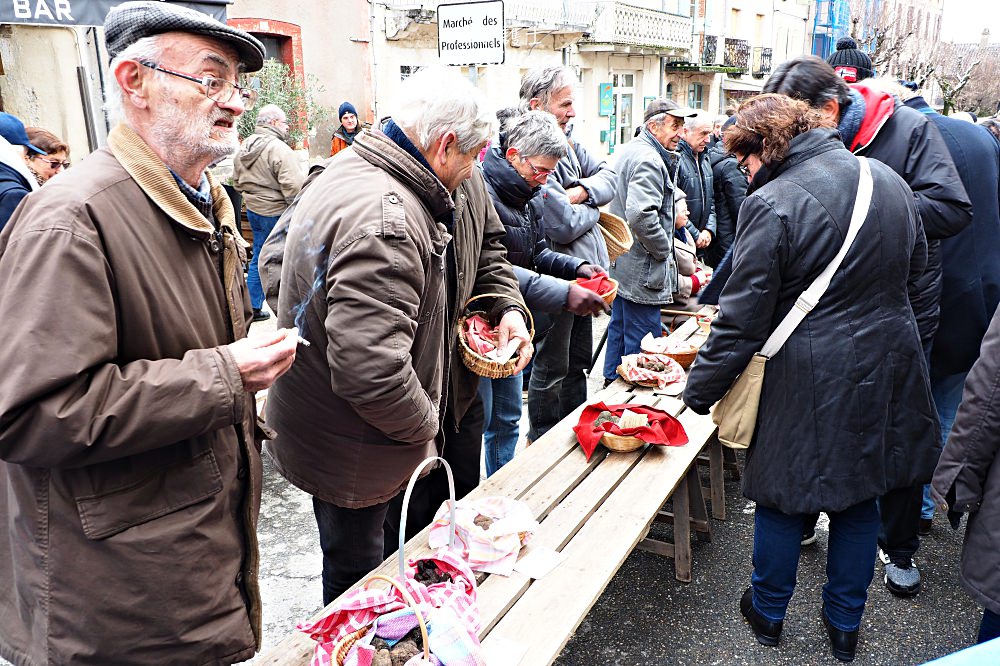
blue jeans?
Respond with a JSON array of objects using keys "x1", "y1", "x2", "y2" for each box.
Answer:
[
  {"x1": 247, "y1": 210, "x2": 280, "y2": 310},
  {"x1": 751, "y1": 499, "x2": 879, "y2": 631},
  {"x1": 481, "y1": 373, "x2": 523, "y2": 477},
  {"x1": 924, "y1": 371, "x2": 970, "y2": 518},
  {"x1": 527, "y1": 312, "x2": 592, "y2": 440},
  {"x1": 313, "y1": 496, "x2": 392, "y2": 605},
  {"x1": 602, "y1": 296, "x2": 663, "y2": 381}
]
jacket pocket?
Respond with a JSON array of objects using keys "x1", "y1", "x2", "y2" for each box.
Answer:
[
  {"x1": 642, "y1": 254, "x2": 668, "y2": 291},
  {"x1": 73, "y1": 448, "x2": 224, "y2": 540}
]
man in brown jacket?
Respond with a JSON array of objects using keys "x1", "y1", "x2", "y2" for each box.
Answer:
[
  {"x1": 0, "y1": 3, "x2": 298, "y2": 664},
  {"x1": 264, "y1": 67, "x2": 530, "y2": 604},
  {"x1": 233, "y1": 103, "x2": 304, "y2": 322}
]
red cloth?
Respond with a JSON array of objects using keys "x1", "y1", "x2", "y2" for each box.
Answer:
[
  {"x1": 464, "y1": 314, "x2": 496, "y2": 355},
  {"x1": 572, "y1": 402, "x2": 689, "y2": 460},
  {"x1": 576, "y1": 275, "x2": 615, "y2": 296}
]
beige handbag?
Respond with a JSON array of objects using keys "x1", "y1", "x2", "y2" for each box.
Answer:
[{"x1": 712, "y1": 156, "x2": 873, "y2": 449}]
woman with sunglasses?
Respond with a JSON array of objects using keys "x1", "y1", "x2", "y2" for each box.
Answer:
[
  {"x1": 684, "y1": 94, "x2": 940, "y2": 662},
  {"x1": 23, "y1": 127, "x2": 70, "y2": 185}
]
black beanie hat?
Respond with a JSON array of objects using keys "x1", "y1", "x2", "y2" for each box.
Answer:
[{"x1": 826, "y1": 37, "x2": 873, "y2": 83}]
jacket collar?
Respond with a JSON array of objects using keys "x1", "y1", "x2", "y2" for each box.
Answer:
[
  {"x1": 0, "y1": 136, "x2": 39, "y2": 192},
  {"x1": 482, "y1": 144, "x2": 536, "y2": 208},
  {"x1": 255, "y1": 123, "x2": 288, "y2": 143},
  {"x1": 638, "y1": 127, "x2": 680, "y2": 166},
  {"x1": 352, "y1": 127, "x2": 455, "y2": 220},
  {"x1": 749, "y1": 128, "x2": 843, "y2": 192},
  {"x1": 842, "y1": 83, "x2": 896, "y2": 152},
  {"x1": 107, "y1": 123, "x2": 237, "y2": 241},
  {"x1": 904, "y1": 95, "x2": 936, "y2": 116}
]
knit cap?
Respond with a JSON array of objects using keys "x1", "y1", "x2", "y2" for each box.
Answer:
[
  {"x1": 826, "y1": 37, "x2": 873, "y2": 83},
  {"x1": 338, "y1": 102, "x2": 358, "y2": 120}
]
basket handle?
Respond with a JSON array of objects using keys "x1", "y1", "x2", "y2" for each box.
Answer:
[
  {"x1": 362, "y1": 574, "x2": 431, "y2": 661},
  {"x1": 399, "y1": 456, "x2": 456, "y2": 580},
  {"x1": 462, "y1": 293, "x2": 535, "y2": 337}
]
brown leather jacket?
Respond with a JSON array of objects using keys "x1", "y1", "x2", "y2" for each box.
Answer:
[
  {"x1": 0, "y1": 124, "x2": 261, "y2": 665},
  {"x1": 262, "y1": 129, "x2": 522, "y2": 508}
]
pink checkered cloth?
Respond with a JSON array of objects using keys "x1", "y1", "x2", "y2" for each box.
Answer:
[
  {"x1": 299, "y1": 550, "x2": 481, "y2": 666},
  {"x1": 428, "y1": 497, "x2": 538, "y2": 576},
  {"x1": 617, "y1": 353, "x2": 685, "y2": 389}
]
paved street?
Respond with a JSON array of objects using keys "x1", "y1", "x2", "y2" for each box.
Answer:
[{"x1": 243, "y1": 310, "x2": 983, "y2": 665}]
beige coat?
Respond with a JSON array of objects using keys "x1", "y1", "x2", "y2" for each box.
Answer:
[
  {"x1": 233, "y1": 123, "x2": 304, "y2": 216},
  {"x1": 263, "y1": 129, "x2": 522, "y2": 508},
  {"x1": 0, "y1": 124, "x2": 262, "y2": 665}
]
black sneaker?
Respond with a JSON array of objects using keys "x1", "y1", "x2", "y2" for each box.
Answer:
[{"x1": 252, "y1": 309, "x2": 271, "y2": 322}]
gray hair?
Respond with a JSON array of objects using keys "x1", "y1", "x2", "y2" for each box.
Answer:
[
  {"x1": 684, "y1": 112, "x2": 713, "y2": 131},
  {"x1": 104, "y1": 35, "x2": 165, "y2": 125},
  {"x1": 256, "y1": 104, "x2": 286, "y2": 124},
  {"x1": 392, "y1": 67, "x2": 495, "y2": 154},
  {"x1": 503, "y1": 111, "x2": 568, "y2": 159},
  {"x1": 519, "y1": 66, "x2": 576, "y2": 111}
]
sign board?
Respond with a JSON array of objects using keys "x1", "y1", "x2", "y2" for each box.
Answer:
[
  {"x1": 437, "y1": 0, "x2": 504, "y2": 66},
  {"x1": 598, "y1": 83, "x2": 613, "y2": 116},
  {"x1": 0, "y1": 0, "x2": 228, "y2": 26}
]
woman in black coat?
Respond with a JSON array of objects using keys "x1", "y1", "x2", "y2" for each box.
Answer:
[{"x1": 683, "y1": 94, "x2": 940, "y2": 662}]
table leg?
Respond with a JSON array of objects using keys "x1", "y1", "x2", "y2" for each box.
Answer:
[
  {"x1": 687, "y1": 466, "x2": 713, "y2": 543},
  {"x1": 723, "y1": 444, "x2": 741, "y2": 481},
  {"x1": 672, "y1": 474, "x2": 692, "y2": 583}
]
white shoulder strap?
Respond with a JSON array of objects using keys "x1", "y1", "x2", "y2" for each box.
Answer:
[{"x1": 760, "y1": 156, "x2": 873, "y2": 358}]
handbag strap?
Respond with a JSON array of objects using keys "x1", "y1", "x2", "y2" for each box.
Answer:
[{"x1": 760, "y1": 156, "x2": 873, "y2": 358}]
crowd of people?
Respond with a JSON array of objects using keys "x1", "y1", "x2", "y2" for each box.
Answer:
[{"x1": 1, "y1": 2, "x2": 1000, "y2": 664}]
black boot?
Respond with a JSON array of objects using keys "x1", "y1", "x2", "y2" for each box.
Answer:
[
  {"x1": 740, "y1": 587, "x2": 782, "y2": 647},
  {"x1": 822, "y1": 608, "x2": 859, "y2": 662}
]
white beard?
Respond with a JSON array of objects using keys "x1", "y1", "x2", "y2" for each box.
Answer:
[{"x1": 150, "y1": 102, "x2": 238, "y2": 169}]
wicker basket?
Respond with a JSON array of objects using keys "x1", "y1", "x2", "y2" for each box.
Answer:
[
  {"x1": 665, "y1": 346, "x2": 698, "y2": 369},
  {"x1": 457, "y1": 294, "x2": 534, "y2": 379},
  {"x1": 598, "y1": 211, "x2": 633, "y2": 262},
  {"x1": 332, "y1": 575, "x2": 430, "y2": 665},
  {"x1": 601, "y1": 432, "x2": 646, "y2": 453}
]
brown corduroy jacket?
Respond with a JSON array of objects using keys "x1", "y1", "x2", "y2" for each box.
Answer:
[{"x1": 0, "y1": 124, "x2": 262, "y2": 665}]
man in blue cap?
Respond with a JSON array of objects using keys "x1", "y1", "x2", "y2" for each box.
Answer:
[{"x1": 0, "y1": 111, "x2": 45, "y2": 230}]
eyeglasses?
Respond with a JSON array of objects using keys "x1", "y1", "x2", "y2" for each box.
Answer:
[
  {"x1": 736, "y1": 153, "x2": 752, "y2": 178},
  {"x1": 521, "y1": 157, "x2": 555, "y2": 178},
  {"x1": 138, "y1": 60, "x2": 258, "y2": 110},
  {"x1": 33, "y1": 156, "x2": 70, "y2": 170}
]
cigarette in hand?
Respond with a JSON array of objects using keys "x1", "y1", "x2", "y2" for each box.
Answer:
[{"x1": 297, "y1": 336, "x2": 311, "y2": 347}]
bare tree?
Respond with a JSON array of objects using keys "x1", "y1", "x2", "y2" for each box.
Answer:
[
  {"x1": 946, "y1": 47, "x2": 1000, "y2": 117},
  {"x1": 934, "y1": 42, "x2": 983, "y2": 115},
  {"x1": 847, "y1": 0, "x2": 937, "y2": 85}
]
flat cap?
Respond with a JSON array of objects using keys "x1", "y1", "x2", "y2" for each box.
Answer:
[
  {"x1": 643, "y1": 98, "x2": 698, "y2": 122},
  {"x1": 104, "y1": 1, "x2": 265, "y2": 72}
]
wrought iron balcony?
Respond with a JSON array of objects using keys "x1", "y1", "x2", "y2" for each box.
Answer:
[
  {"x1": 702, "y1": 35, "x2": 717, "y2": 64},
  {"x1": 752, "y1": 47, "x2": 772, "y2": 78},
  {"x1": 724, "y1": 37, "x2": 750, "y2": 74}
]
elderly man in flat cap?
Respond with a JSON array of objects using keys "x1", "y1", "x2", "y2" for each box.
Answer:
[{"x1": 0, "y1": 3, "x2": 298, "y2": 664}]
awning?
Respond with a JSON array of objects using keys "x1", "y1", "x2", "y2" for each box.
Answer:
[
  {"x1": 721, "y1": 78, "x2": 765, "y2": 92},
  {"x1": 1, "y1": 0, "x2": 230, "y2": 27}
]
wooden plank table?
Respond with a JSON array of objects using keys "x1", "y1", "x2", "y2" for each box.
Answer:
[{"x1": 259, "y1": 309, "x2": 731, "y2": 665}]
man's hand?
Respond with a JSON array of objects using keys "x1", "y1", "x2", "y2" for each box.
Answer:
[
  {"x1": 566, "y1": 283, "x2": 611, "y2": 316},
  {"x1": 576, "y1": 263, "x2": 607, "y2": 279},
  {"x1": 228, "y1": 327, "x2": 299, "y2": 392},
  {"x1": 495, "y1": 309, "x2": 533, "y2": 373},
  {"x1": 696, "y1": 230, "x2": 713, "y2": 249},
  {"x1": 565, "y1": 185, "x2": 589, "y2": 205}
]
